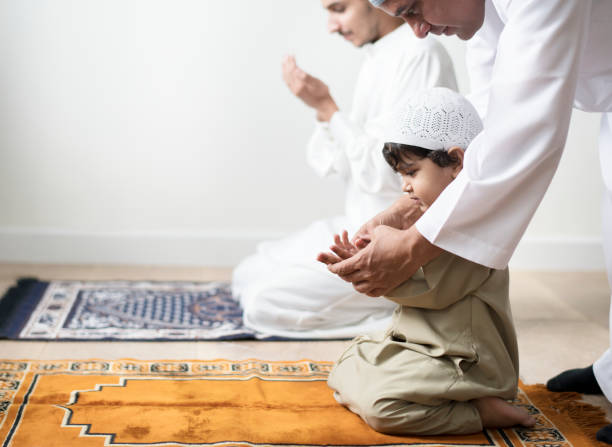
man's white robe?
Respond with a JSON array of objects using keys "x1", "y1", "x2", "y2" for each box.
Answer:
[
  {"x1": 232, "y1": 24, "x2": 457, "y2": 339},
  {"x1": 413, "y1": 0, "x2": 612, "y2": 399}
]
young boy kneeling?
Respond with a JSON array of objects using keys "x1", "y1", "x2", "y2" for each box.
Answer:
[{"x1": 321, "y1": 88, "x2": 535, "y2": 435}]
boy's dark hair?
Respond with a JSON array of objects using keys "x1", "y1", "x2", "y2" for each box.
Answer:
[{"x1": 382, "y1": 142, "x2": 459, "y2": 171}]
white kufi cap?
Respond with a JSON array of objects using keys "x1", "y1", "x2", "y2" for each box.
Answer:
[{"x1": 386, "y1": 87, "x2": 483, "y2": 150}]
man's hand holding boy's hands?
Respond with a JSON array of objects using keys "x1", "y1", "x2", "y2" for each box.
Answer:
[
  {"x1": 317, "y1": 225, "x2": 418, "y2": 297},
  {"x1": 317, "y1": 194, "x2": 441, "y2": 297},
  {"x1": 317, "y1": 230, "x2": 359, "y2": 265},
  {"x1": 327, "y1": 226, "x2": 442, "y2": 297},
  {"x1": 282, "y1": 55, "x2": 339, "y2": 122}
]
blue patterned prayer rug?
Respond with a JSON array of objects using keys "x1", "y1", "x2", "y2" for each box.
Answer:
[{"x1": 0, "y1": 278, "x2": 261, "y2": 340}]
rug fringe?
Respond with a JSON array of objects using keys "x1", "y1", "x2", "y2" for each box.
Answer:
[{"x1": 525, "y1": 384, "x2": 610, "y2": 445}]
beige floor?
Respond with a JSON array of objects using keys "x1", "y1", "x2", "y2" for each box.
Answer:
[{"x1": 1, "y1": 263, "x2": 611, "y2": 418}]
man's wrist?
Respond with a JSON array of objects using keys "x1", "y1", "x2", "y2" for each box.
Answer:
[
  {"x1": 316, "y1": 99, "x2": 339, "y2": 122},
  {"x1": 405, "y1": 226, "x2": 443, "y2": 267}
]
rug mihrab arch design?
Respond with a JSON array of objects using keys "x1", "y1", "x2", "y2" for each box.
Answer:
[{"x1": 0, "y1": 359, "x2": 607, "y2": 446}]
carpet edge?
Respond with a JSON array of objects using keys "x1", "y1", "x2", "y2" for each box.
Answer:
[
  {"x1": 523, "y1": 383, "x2": 610, "y2": 446},
  {"x1": 0, "y1": 278, "x2": 48, "y2": 338}
]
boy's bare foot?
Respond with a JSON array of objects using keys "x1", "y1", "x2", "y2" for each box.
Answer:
[{"x1": 472, "y1": 396, "x2": 536, "y2": 428}]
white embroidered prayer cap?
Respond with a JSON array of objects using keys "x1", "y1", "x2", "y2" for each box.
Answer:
[{"x1": 385, "y1": 87, "x2": 483, "y2": 150}]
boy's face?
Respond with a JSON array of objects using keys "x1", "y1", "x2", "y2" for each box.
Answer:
[
  {"x1": 377, "y1": 0, "x2": 485, "y2": 40},
  {"x1": 321, "y1": 0, "x2": 382, "y2": 47},
  {"x1": 396, "y1": 148, "x2": 464, "y2": 212}
]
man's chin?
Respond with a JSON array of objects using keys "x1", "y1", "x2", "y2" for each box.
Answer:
[
  {"x1": 355, "y1": 33, "x2": 380, "y2": 48},
  {"x1": 444, "y1": 27, "x2": 470, "y2": 40},
  {"x1": 352, "y1": 36, "x2": 373, "y2": 47},
  {"x1": 457, "y1": 31, "x2": 476, "y2": 40},
  {"x1": 457, "y1": 22, "x2": 484, "y2": 40},
  {"x1": 342, "y1": 33, "x2": 358, "y2": 46}
]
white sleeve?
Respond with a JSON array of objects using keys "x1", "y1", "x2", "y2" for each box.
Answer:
[
  {"x1": 465, "y1": 0, "x2": 504, "y2": 118},
  {"x1": 308, "y1": 40, "x2": 458, "y2": 195},
  {"x1": 306, "y1": 120, "x2": 351, "y2": 181},
  {"x1": 416, "y1": 0, "x2": 591, "y2": 269}
]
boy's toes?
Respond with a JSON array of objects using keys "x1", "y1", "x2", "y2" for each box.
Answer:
[
  {"x1": 473, "y1": 396, "x2": 536, "y2": 428},
  {"x1": 521, "y1": 412, "x2": 536, "y2": 427}
]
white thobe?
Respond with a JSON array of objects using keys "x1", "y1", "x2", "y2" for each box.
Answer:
[
  {"x1": 413, "y1": 0, "x2": 612, "y2": 399},
  {"x1": 232, "y1": 24, "x2": 457, "y2": 339}
]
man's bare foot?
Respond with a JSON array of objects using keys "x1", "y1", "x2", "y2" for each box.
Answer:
[{"x1": 472, "y1": 396, "x2": 536, "y2": 428}]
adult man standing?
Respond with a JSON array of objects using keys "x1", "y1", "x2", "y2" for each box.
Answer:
[
  {"x1": 321, "y1": 0, "x2": 612, "y2": 440},
  {"x1": 232, "y1": 0, "x2": 456, "y2": 339}
]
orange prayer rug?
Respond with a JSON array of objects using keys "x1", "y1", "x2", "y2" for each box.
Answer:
[{"x1": 0, "y1": 359, "x2": 608, "y2": 446}]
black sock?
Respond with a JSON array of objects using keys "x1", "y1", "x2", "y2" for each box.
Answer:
[
  {"x1": 546, "y1": 365, "x2": 602, "y2": 394},
  {"x1": 598, "y1": 424, "x2": 612, "y2": 444}
]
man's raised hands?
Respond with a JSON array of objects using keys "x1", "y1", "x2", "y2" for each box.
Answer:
[{"x1": 282, "y1": 55, "x2": 339, "y2": 122}]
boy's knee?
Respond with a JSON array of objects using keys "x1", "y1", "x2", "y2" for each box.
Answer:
[
  {"x1": 360, "y1": 397, "x2": 406, "y2": 434},
  {"x1": 361, "y1": 397, "x2": 482, "y2": 435},
  {"x1": 360, "y1": 397, "x2": 432, "y2": 435}
]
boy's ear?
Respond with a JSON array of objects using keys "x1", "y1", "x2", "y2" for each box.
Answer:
[{"x1": 447, "y1": 146, "x2": 465, "y2": 179}]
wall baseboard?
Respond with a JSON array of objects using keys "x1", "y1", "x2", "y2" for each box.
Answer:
[
  {"x1": 0, "y1": 228, "x2": 282, "y2": 267},
  {"x1": 0, "y1": 228, "x2": 606, "y2": 270}
]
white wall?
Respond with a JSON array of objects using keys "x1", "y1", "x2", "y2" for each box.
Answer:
[{"x1": 0, "y1": 0, "x2": 605, "y2": 269}]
